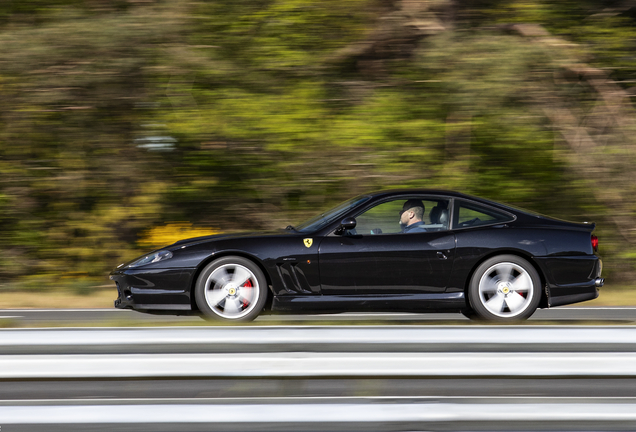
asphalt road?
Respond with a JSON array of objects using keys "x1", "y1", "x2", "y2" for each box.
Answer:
[{"x1": 1, "y1": 306, "x2": 636, "y2": 325}]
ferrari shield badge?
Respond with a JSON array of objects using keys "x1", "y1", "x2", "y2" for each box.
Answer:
[{"x1": 303, "y1": 238, "x2": 313, "y2": 248}]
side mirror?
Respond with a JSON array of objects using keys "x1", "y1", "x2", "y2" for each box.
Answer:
[
  {"x1": 340, "y1": 217, "x2": 357, "y2": 230},
  {"x1": 335, "y1": 217, "x2": 357, "y2": 235}
]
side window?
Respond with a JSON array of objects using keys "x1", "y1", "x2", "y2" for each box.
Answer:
[
  {"x1": 353, "y1": 198, "x2": 450, "y2": 235},
  {"x1": 453, "y1": 201, "x2": 514, "y2": 229},
  {"x1": 355, "y1": 200, "x2": 403, "y2": 234}
]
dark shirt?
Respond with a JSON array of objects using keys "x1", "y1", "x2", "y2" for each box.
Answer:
[{"x1": 402, "y1": 221, "x2": 427, "y2": 233}]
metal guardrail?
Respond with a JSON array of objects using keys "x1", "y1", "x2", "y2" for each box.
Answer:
[
  {"x1": 4, "y1": 352, "x2": 636, "y2": 379},
  {"x1": 3, "y1": 326, "x2": 636, "y2": 431},
  {"x1": 3, "y1": 401, "x2": 636, "y2": 430},
  {"x1": 3, "y1": 325, "x2": 636, "y2": 353}
]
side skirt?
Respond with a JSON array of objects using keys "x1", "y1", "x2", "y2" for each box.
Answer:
[{"x1": 271, "y1": 292, "x2": 466, "y2": 314}]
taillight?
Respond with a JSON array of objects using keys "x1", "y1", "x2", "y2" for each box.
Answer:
[{"x1": 591, "y1": 235, "x2": 599, "y2": 252}]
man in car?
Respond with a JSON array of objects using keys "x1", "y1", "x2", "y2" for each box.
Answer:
[{"x1": 400, "y1": 199, "x2": 427, "y2": 233}]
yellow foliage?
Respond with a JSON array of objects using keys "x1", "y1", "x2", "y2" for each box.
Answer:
[{"x1": 138, "y1": 223, "x2": 221, "y2": 249}]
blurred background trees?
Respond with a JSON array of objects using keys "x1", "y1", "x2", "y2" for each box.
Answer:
[{"x1": 1, "y1": 0, "x2": 635, "y2": 291}]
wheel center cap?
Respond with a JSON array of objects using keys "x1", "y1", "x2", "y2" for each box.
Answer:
[
  {"x1": 228, "y1": 287, "x2": 237, "y2": 296},
  {"x1": 498, "y1": 282, "x2": 511, "y2": 295}
]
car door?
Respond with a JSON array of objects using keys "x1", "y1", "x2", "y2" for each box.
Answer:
[{"x1": 318, "y1": 197, "x2": 456, "y2": 295}]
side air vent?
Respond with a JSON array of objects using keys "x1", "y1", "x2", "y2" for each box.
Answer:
[{"x1": 276, "y1": 262, "x2": 312, "y2": 294}]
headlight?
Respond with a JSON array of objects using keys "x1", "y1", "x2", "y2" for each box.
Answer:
[{"x1": 127, "y1": 250, "x2": 173, "y2": 268}]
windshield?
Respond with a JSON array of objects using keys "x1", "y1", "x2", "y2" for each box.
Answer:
[{"x1": 295, "y1": 195, "x2": 371, "y2": 233}]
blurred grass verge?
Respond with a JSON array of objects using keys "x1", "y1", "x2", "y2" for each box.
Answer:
[
  {"x1": 585, "y1": 285, "x2": 636, "y2": 307},
  {"x1": 0, "y1": 286, "x2": 115, "y2": 309}
]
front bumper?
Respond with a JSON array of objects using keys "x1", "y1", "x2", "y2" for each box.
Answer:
[{"x1": 110, "y1": 267, "x2": 196, "y2": 312}]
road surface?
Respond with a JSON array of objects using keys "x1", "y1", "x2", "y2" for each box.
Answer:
[{"x1": 1, "y1": 306, "x2": 636, "y2": 326}]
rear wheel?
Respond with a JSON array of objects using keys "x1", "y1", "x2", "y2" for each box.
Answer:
[
  {"x1": 468, "y1": 255, "x2": 541, "y2": 322},
  {"x1": 195, "y1": 256, "x2": 267, "y2": 322}
]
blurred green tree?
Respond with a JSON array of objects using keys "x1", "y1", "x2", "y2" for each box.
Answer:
[{"x1": 1, "y1": 0, "x2": 635, "y2": 290}]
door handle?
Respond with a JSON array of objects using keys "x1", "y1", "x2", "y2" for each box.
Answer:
[{"x1": 437, "y1": 251, "x2": 448, "y2": 260}]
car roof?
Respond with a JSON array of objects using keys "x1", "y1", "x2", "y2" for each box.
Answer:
[
  {"x1": 365, "y1": 189, "x2": 510, "y2": 209},
  {"x1": 366, "y1": 189, "x2": 594, "y2": 230}
]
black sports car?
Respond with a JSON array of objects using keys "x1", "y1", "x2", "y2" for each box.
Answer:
[{"x1": 110, "y1": 190, "x2": 604, "y2": 322}]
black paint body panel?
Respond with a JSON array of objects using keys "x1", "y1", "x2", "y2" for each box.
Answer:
[
  {"x1": 272, "y1": 292, "x2": 466, "y2": 313},
  {"x1": 110, "y1": 189, "x2": 602, "y2": 315},
  {"x1": 318, "y1": 232, "x2": 456, "y2": 295}
]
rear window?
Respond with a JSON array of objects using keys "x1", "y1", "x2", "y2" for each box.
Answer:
[{"x1": 453, "y1": 200, "x2": 514, "y2": 229}]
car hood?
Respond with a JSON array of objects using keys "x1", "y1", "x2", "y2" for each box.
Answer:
[{"x1": 169, "y1": 229, "x2": 296, "y2": 249}]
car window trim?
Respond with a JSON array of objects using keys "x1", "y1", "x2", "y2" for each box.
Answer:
[{"x1": 325, "y1": 194, "x2": 456, "y2": 237}]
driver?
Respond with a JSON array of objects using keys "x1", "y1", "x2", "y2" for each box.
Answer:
[{"x1": 400, "y1": 199, "x2": 427, "y2": 233}]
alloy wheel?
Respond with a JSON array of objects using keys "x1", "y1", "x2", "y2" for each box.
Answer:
[
  {"x1": 477, "y1": 261, "x2": 534, "y2": 318},
  {"x1": 204, "y1": 263, "x2": 260, "y2": 319}
]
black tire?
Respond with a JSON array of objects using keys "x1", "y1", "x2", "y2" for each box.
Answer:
[
  {"x1": 194, "y1": 256, "x2": 267, "y2": 323},
  {"x1": 468, "y1": 255, "x2": 541, "y2": 322},
  {"x1": 460, "y1": 308, "x2": 482, "y2": 321}
]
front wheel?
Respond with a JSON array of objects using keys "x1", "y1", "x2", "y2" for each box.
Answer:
[
  {"x1": 460, "y1": 308, "x2": 481, "y2": 321},
  {"x1": 194, "y1": 256, "x2": 267, "y2": 322},
  {"x1": 468, "y1": 255, "x2": 541, "y2": 322}
]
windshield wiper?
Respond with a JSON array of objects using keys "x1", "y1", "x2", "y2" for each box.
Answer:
[{"x1": 285, "y1": 225, "x2": 296, "y2": 231}]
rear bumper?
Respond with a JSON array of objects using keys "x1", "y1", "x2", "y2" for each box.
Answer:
[
  {"x1": 547, "y1": 282, "x2": 599, "y2": 307},
  {"x1": 534, "y1": 256, "x2": 603, "y2": 308}
]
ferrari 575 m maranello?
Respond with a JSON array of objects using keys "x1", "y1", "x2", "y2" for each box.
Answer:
[{"x1": 110, "y1": 190, "x2": 604, "y2": 322}]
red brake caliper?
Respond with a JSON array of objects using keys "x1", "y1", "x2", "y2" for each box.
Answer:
[{"x1": 241, "y1": 279, "x2": 252, "y2": 308}]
